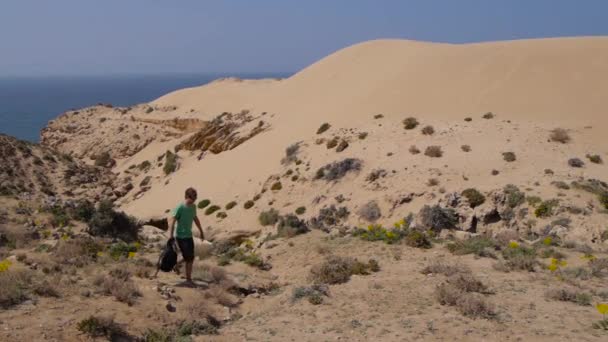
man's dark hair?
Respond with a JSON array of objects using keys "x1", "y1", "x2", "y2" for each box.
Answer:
[{"x1": 185, "y1": 187, "x2": 197, "y2": 200}]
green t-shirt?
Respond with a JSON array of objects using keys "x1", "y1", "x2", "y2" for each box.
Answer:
[{"x1": 172, "y1": 203, "x2": 196, "y2": 238}]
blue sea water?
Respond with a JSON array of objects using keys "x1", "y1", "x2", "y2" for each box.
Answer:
[{"x1": 0, "y1": 73, "x2": 290, "y2": 142}]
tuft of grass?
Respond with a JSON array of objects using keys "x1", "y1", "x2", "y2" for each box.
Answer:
[
  {"x1": 259, "y1": 209, "x2": 280, "y2": 226},
  {"x1": 502, "y1": 152, "x2": 516, "y2": 162},
  {"x1": 421, "y1": 261, "x2": 470, "y2": 276},
  {"x1": 424, "y1": 146, "x2": 443, "y2": 158},
  {"x1": 316, "y1": 123, "x2": 331, "y2": 134},
  {"x1": 586, "y1": 154, "x2": 603, "y2": 164},
  {"x1": 198, "y1": 199, "x2": 211, "y2": 209},
  {"x1": 93, "y1": 271, "x2": 141, "y2": 306},
  {"x1": 403, "y1": 117, "x2": 419, "y2": 130},
  {"x1": 421, "y1": 125, "x2": 435, "y2": 135},
  {"x1": 461, "y1": 188, "x2": 486, "y2": 208},
  {"x1": 545, "y1": 288, "x2": 592, "y2": 306},
  {"x1": 205, "y1": 205, "x2": 221, "y2": 216},
  {"x1": 309, "y1": 256, "x2": 379, "y2": 285},
  {"x1": 0, "y1": 268, "x2": 32, "y2": 308},
  {"x1": 447, "y1": 237, "x2": 497, "y2": 258},
  {"x1": 550, "y1": 128, "x2": 570, "y2": 143}
]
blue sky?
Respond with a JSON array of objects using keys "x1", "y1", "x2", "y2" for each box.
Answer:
[{"x1": 1, "y1": 0, "x2": 607, "y2": 76}]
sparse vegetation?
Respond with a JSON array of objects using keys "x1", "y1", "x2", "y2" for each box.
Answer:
[
  {"x1": 295, "y1": 206, "x2": 306, "y2": 215},
  {"x1": 309, "y1": 255, "x2": 379, "y2": 284},
  {"x1": 163, "y1": 150, "x2": 178, "y2": 175},
  {"x1": 225, "y1": 201, "x2": 237, "y2": 210},
  {"x1": 504, "y1": 184, "x2": 525, "y2": 208},
  {"x1": 77, "y1": 316, "x2": 128, "y2": 340},
  {"x1": 282, "y1": 143, "x2": 300, "y2": 165},
  {"x1": 421, "y1": 125, "x2": 435, "y2": 135},
  {"x1": 498, "y1": 243, "x2": 538, "y2": 272},
  {"x1": 88, "y1": 201, "x2": 139, "y2": 242},
  {"x1": 461, "y1": 188, "x2": 486, "y2": 208},
  {"x1": 461, "y1": 145, "x2": 471, "y2": 152},
  {"x1": 292, "y1": 285, "x2": 329, "y2": 305},
  {"x1": 198, "y1": 199, "x2": 211, "y2": 209},
  {"x1": 586, "y1": 154, "x2": 603, "y2": 164},
  {"x1": 502, "y1": 152, "x2": 516, "y2": 162},
  {"x1": 447, "y1": 237, "x2": 497, "y2": 258},
  {"x1": 550, "y1": 128, "x2": 570, "y2": 143},
  {"x1": 403, "y1": 117, "x2": 419, "y2": 130},
  {"x1": 357, "y1": 201, "x2": 381, "y2": 222},
  {"x1": 277, "y1": 214, "x2": 309, "y2": 237},
  {"x1": 568, "y1": 158, "x2": 584, "y2": 168},
  {"x1": 534, "y1": 199, "x2": 559, "y2": 218},
  {"x1": 244, "y1": 200, "x2": 255, "y2": 209},
  {"x1": 316, "y1": 123, "x2": 331, "y2": 134},
  {"x1": 409, "y1": 145, "x2": 420, "y2": 154},
  {"x1": 424, "y1": 146, "x2": 443, "y2": 158},
  {"x1": 418, "y1": 205, "x2": 457, "y2": 231},
  {"x1": 545, "y1": 288, "x2": 592, "y2": 306},
  {"x1": 405, "y1": 230, "x2": 432, "y2": 249},
  {"x1": 94, "y1": 151, "x2": 111, "y2": 167},
  {"x1": 259, "y1": 209, "x2": 280, "y2": 226},
  {"x1": 314, "y1": 158, "x2": 362, "y2": 181},
  {"x1": 205, "y1": 205, "x2": 221, "y2": 216},
  {"x1": 482, "y1": 112, "x2": 494, "y2": 119},
  {"x1": 93, "y1": 270, "x2": 141, "y2": 306},
  {"x1": 271, "y1": 182, "x2": 282, "y2": 191}
]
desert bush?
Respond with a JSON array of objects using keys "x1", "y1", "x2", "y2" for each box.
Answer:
[
  {"x1": 314, "y1": 158, "x2": 362, "y2": 181},
  {"x1": 461, "y1": 145, "x2": 471, "y2": 152},
  {"x1": 53, "y1": 237, "x2": 103, "y2": 266},
  {"x1": 309, "y1": 255, "x2": 379, "y2": 284},
  {"x1": 421, "y1": 261, "x2": 470, "y2": 277},
  {"x1": 464, "y1": 117, "x2": 472, "y2": 122},
  {"x1": 504, "y1": 184, "x2": 525, "y2": 208},
  {"x1": 198, "y1": 199, "x2": 211, "y2": 209},
  {"x1": 94, "y1": 151, "x2": 111, "y2": 167},
  {"x1": 163, "y1": 150, "x2": 178, "y2": 175},
  {"x1": 418, "y1": 205, "x2": 457, "y2": 231},
  {"x1": 77, "y1": 315, "x2": 129, "y2": 340},
  {"x1": 225, "y1": 201, "x2": 237, "y2": 210},
  {"x1": 138, "y1": 160, "x2": 151, "y2": 171},
  {"x1": 193, "y1": 264, "x2": 229, "y2": 285},
  {"x1": 277, "y1": 214, "x2": 309, "y2": 237},
  {"x1": 435, "y1": 283, "x2": 496, "y2": 319},
  {"x1": 205, "y1": 205, "x2": 221, "y2": 216},
  {"x1": 326, "y1": 137, "x2": 339, "y2": 149},
  {"x1": 357, "y1": 201, "x2": 381, "y2": 222},
  {"x1": 590, "y1": 258, "x2": 608, "y2": 278},
  {"x1": 336, "y1": 140, "x2": 349, "y2": 152},
  {"x1": 500, "y1": 244, "x2": 538, "y2": 272},
  {"x1": 271, "y1": 181, "x2": 282, "y2": 191},
  {"x1": 427, "y1": 178, "x2": 439, "y2": 186},
  {"x1": 461, "y1": 188, "x2": 486, "y2": 208},
  {"x1": 93, "y1": 271, "x2": 141, "y2": 305},
  {"x1": 502, "y1": 152, "x2": 516, "y2": 162},
  {"x1": 586, "y1": 154, "x2": 603, "y2": 164},
  {"x1": 0, "y1": 268, "x2": 32, "y2": 308},
  {"x1": 71, "y1": 200, "x2": 96, "y2": 222},
  {"x1": 358, "y1": 132, "x2": 368, "y2": 140},
  {"x1": 550, "y1": 128, "x2": 570, "y2": 143},
  {"x1": 403, "y1": 117, "x2": 419, "y2": 130},
  {"x1": 534, "y1": 199, "x2": 559, "y2": 218},
  {"x1": 526, "y1": 196, "x2": 542, "y2": 207},
  {"x1": 599, "y1": 192, "x2": 608, "y2": 210},
  {"x1": 424, "y1": 146, "x2": 443, "y2": 158},
  {"x1": 421, "y1": 125, "x2": 435, "y2": 135},
  {"x1": 88, "y1": 200, "x2": 139, "y2": 242},
  {"x1": 309, "y1": 205, "x2": 350, "y2": 231},
  {"x1": 244, "y1": 200, "x2": 255, "y2": 209},
  {"x1": 282, "y1": 143, "x2": 300, "y2": 165},
  {"x1": 316, "y1": 123, "x2": 331, "y2": 134},
  {"x1": 482, "y1": 112, "x2": 494, "y2": 119},
  {"x1": 568, "y1": 158, "x2": 584, "y2": 168},
  {"x1": 551, "y1": 181, "x2": 570, "y2": 190},
  {"x1": 545, "y1": 288, "x2": 592, "y2": 306},
  {"x1": 353, "y1": 220, "x2": 410, "y2": 245},
  {"x1": 292, "y1": 284, "x2": 329, "y2": 305},
  {"x1": 405, "y1": 230, "x2": 432, "y2": 249},
  {"x1": 216, "y1": 212, "x2": 227, "y2": 219},
  {"x1": 295, "y1": 206, "x2": 306, "y2": 215},
  {"x1": 447, "y1": 273, "x2": 491, "y2": 294},
  {"x1": 258, "y1": 209, "x2": 280, "y2": 226},
  {"x1": 447, "y1": 237, "x2": 497, "y2": 258},
  {"x1": 409, "y1": 145, "x2": 420, "y2": 154}
]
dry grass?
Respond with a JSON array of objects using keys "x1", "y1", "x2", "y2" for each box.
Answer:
[
  {"x1": 424, "y1": 146, "x2": 443, "y2": 158},
  {"x1": 435, "y1": 284, "x2": 496, "y2": 319},
  {"x1": 550, "y1": 128, "x2": 570, "y2": 143},
  {"x1": 309, "y1": 255, "x2": 379, "y2": 284},
  {"x1": 77, "y1": 315, "x2": 129, "y2": 340},
  {"x1": 421, "y1": 261, "x2": 471, "y2": 276},
  {"x1": 0, "y1": 268, "x2": 32, "y2": 308},
  {"x1": 93, "y1": 270, "x2": 141, "y2": 306},
  {"x1": 545, "y1": 287, "x2": 592, "y2": 306}
]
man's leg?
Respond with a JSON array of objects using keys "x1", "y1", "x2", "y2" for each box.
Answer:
[{"x1": 185, "y1": 261, "x2": 193, "y2": 282}]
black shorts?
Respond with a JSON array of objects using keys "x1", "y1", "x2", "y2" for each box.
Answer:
[{"x1": 176, "y1": 238, "x2": 195, "y2": 262}]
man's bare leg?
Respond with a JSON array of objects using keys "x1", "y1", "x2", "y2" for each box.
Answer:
[{"x1": 185, "y1": 261, "x2": 193, "y2": 282}]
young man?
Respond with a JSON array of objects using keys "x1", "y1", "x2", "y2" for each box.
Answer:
[{"x1": 169, "y1": 187, "x2": 204, "y2": 284}]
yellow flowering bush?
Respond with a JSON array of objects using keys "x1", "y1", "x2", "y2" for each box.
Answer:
[
  {"x1": 0, "y1": 259, "x2": 12, "y2": 273},
  {"x1": 547, "y1": 258, "x2": 567, "y2": 272},
  {"x1": 509, "y1": 241, "x2": 520, "y2": 249}
]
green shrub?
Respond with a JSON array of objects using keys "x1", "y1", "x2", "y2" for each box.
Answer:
[
  {"x1": 447, "y1": 237, "x2": 497, "y2": 258},
  {"x1": 418, "y1": 205, "x2": 457, "y2": 231},
  {"x1": 403, "y1": 117, "x2": 419, "y2": 130},
  {"x1": 77, "y1": 316, "x2": 128, "y2": 340},
  {"x1": 71, "y1": 200, "x2": 95, "y2": 222},
  {"x1": 259, "y1": 209, "x2": 280, "y2": 226},
  {"x1": 504, "y1": 184, "x2": 525, "y2": 208},
  {"x1": 353, "y1": 224, "x2": 408, "y2": 244},
  {"x1": 406, "y1": 230, "x2": 432, "y2": 249},
  {"x1": 586, "y1": 154, "x2": 603, "y2": 164},
  {"x1": 198, "y1": 199, "x2": 211, "y2": 209},
  {"x1": 277, "y1": 214, "x2": 309, "y2": 237},
  {"x1": 243, "y1": 200, "x2": 254, "y2": 209},
  {"x1": 225, "y1": 201, "x2": 237, "y2": 210},
  {"x1": 295, "y1": 206, "x2": 306, "y2": 215},
  {"x1": 88, "y1": 201, "x2": 139, "y2": 242},
  {"x1": 461, "y1": 188, "x2": 485, "y2": 208},
  {"x1": 163, "y1": 150, "x2": 178, "y2": 175},
  {"x1": 534, "y1": 199, "x2": 559, "y2": 218},
  {"x1": 205, "y1": 205, "x2": 221, "y2": 216},
  {"x1": 316, "y1": 123, "x2": 331, "y2": 134}
]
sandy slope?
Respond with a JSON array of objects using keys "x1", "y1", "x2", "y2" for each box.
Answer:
[{"x1": 123, "y1": 37, "x2": 608, "y2": 228}]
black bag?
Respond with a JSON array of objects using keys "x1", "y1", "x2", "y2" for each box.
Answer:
[{"x1": 157, "y1": 238, "x2": 178, "y2": 272}]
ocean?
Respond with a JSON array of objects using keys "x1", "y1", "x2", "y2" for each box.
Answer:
[{"x1": 0, "y1": 73, "x2": 289, "y2": 142}]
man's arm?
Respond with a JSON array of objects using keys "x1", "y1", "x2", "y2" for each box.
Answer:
[
  {"x1": 193, "y1": 216, "x2": 204, "y2": 240},
  {"x1": 169, "y1": 216, "x2": 176, "y2": 239}
]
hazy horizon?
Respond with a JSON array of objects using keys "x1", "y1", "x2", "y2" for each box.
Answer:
[{"x1": 2, "y1": 0, "x2": 608, "y2": 77}]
